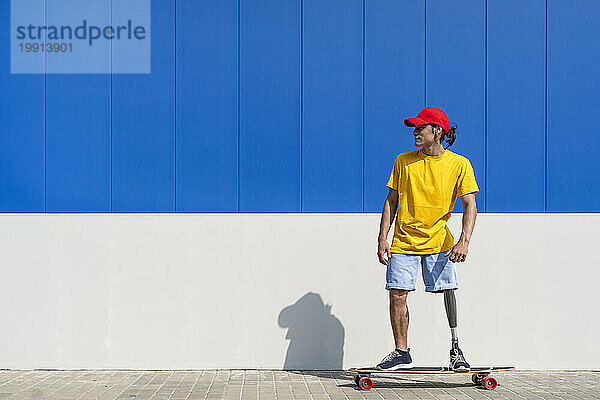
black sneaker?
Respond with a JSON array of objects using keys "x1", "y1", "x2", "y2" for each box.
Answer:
[
  {"x1": 449, "y1": 348, "x2": 470, "y2": 371},
  {"x1": 376, "y1": 348, "x2": 413, "y2": 370}
]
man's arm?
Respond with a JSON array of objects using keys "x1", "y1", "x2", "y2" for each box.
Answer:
[
  {"x1": 458, "y1": 193, "x2": 477, "y2": 244},
  {"x1": 444, "y1": 192, "x2": 477, "y2": 262},
  {"x1": 377, "y1": 188, "x2": 399, "y2": 265}
]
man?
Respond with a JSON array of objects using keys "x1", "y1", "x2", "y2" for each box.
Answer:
[{"x1": 376, "y1": 106, "x2": 478, "y2": 371}]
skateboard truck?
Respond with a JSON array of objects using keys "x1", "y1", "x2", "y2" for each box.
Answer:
[{"x1": 471, "y1": 372, "x2": 497, "y2": 390}]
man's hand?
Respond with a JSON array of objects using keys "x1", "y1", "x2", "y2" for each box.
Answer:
[
  {"x1": 444, "y1": 238, "x2": 469, "y2": 263},
  {"x1": 378, "y1": 239, "x2": 391, "y2": 265}
]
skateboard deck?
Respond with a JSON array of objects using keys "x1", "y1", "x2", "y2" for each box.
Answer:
[{"x1": 349, "y1": 366, "x2": 515, "y2": 391}]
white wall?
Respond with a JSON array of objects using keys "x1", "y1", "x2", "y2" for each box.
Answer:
[{"x1": 0, "y1": 213, "x2": 598, "y2": 370}]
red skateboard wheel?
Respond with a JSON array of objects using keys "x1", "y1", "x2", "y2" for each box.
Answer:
[
  {"x1": 482, "y1": 377, "x2": 497, "y2": 390},
  {"x1": 359, "y1": 377, "x2": 373, "y2": 391}
]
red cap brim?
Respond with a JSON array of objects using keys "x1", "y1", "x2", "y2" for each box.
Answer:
[{"x1": 404, "y1": 117, "x2": 429, "y2": 127}]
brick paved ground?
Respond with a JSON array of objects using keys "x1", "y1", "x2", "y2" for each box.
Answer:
[{"x1": 0, "y1": 370, "x2": 598, "y2": 400}]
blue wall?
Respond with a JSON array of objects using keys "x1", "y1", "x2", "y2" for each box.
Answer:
[{"x1": 1, "y1": 0, "x2": 598, "y2": 213}]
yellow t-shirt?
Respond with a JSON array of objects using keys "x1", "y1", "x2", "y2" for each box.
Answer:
[{"x1": 386, "y1": 149, "x2": 479, "y2": 254}]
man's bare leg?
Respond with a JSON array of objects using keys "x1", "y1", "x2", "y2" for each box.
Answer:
[
  {"x1": 390, "y1": 289, "x2": 409, "y2": 351},
  {"x1": 376, "y1": 288, "x2": 413, "y2": 369}
]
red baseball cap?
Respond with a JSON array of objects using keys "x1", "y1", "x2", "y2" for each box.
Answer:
[{"x1": 404, "y1": 106, "x2": 450, "y2": 133}]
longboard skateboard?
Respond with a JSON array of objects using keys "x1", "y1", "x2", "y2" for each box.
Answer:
[{"x1": 348, "y1": 366, "x2": 515, "y2": 391}]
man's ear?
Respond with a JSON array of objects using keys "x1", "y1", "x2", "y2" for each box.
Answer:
[{"x1": 436, "y1": 126, "x2": 444, "y2": 141}]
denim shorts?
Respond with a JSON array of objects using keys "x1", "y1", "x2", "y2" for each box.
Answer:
[{"x1": 386, "y1": 252, "x2": 458, "y2": 293}]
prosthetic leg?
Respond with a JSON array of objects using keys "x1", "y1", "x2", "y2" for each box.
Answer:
[
  {"x1": 443, "y1": 289, "x2": 459, "y2": 350},
  {"x1": 444, "y1": 289, "x2": 470, "y2": 370}
]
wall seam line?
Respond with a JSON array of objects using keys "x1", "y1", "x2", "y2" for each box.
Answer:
[
  {"x1": 44, "y1": 0, "x2": 47, "y2": 212},
  {"x1": 110, "y1": 0, "x2": 113, "y2": 213},
  {"x1": 484, "y1": 0, "x2": 487, "y2": 213},
  {"x1": 237, "y1": 0, "x2": 241, "y2": 213},
  {"x1": 424, "y1": 0, "x2": 426, "y2": 108},
  {"x1": 300, "y1": 0, "x2": 303, "y2": 213},
  {"x1": 174, "y1": 0, "x2": 177, "y2": 212},
  {"x1": 545, "y1": 0, "x2": 548, "y2": 213},
  {"x1": 362, "y1": 0, "x2": 365, "y2": 213}
]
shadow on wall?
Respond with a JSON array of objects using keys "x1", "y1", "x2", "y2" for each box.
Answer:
[{"x1": 278, "y1": 292, "x2": 345, "y2": 370}]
